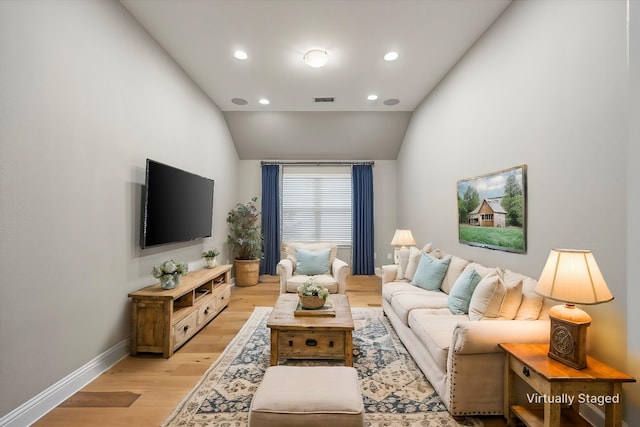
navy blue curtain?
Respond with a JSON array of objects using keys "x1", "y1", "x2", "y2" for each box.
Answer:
[
  {"x1": 352, "y1": 164, "x2": 374, "y2": 275},
  {"x1": 261, "y1": 164, "x2": 280, "y2": 275}
]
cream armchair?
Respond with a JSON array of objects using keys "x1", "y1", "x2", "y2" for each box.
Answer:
[{"x1": 277, "y1": 242, "x2": 350, "y2": 294}]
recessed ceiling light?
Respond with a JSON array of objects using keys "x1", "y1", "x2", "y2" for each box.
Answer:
[
  {"x1": 258, "y1": 98, "x2": 270, "y2": 105},
  {"x1": 303, "y1": 49, "x2": 329, "y2": 68},
  {"x1": 231, "y1": 97, "x2": 248, "y2": 105},
  {"x1": 384, "y1": 51, "x2": 399, "y2": 61},
  {"x1": 367, "y1": 94, "x2": 378, "y2": 101},
  {"x1": 383, "y1": 98, "x2": 400, "y2": 106},
  {"x1": 234, "y1": 50, "x2": 248, "y2": 60}
]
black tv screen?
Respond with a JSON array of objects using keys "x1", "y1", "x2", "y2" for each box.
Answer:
[{"x1": 142, "y1": 159, "x2": 214, "y2": 248}]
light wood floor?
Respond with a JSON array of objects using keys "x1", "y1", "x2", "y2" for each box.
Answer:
[{"x1": 33, "y1": 275, "x2": 506, "y2": 427}]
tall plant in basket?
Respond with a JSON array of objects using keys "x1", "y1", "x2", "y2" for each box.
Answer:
[{"x1": 227, "y1": 197, "x2": 263, "y2": 286}]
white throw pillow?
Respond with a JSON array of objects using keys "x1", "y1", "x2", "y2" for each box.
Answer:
[
  {"x1": 504, "y1": 269, "x2": 544, "y2": 320},
  {"x1": 403, "y1": 246, "x2": 422, "y2": 281},
  {"x1": 468, "y1": 269, "x2": 505, "y2": 320},
  {"x1": 498, "y1": 280, "x2": 523, "y2": 320},
  {"x1": 440, "y1": 256, "x2": 471, "y2": 294}
]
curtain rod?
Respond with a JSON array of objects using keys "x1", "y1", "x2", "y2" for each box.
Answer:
[{"x1": 260, "y1": 160, "x2": 374, "y2": 166}]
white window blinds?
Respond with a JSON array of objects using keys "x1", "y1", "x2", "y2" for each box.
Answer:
[{"x1": 281, "y1": 173, "x2": 352, "y2": 244}]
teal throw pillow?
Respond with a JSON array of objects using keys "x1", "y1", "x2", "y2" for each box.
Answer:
[
  {"x1": 411, "y1": 253, "x2": 451, "y2": 291},
  {"x1": 296, "y1": 248, "x2": 330, "y2": 275},
  {"x1": 447, "y1": 268, "x2": 482, "y2": 315}
]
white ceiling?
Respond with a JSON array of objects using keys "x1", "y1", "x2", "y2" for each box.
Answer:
[{"x1": 121, "y1": 0, "x2": 512, "y2": 160}]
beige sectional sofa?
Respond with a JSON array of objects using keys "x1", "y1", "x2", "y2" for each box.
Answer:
[{"x1": 381, "y1": 244, "x2": 554, "y2": 416}]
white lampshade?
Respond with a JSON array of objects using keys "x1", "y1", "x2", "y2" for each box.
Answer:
[
  {"x1": 390, "y1": 229, "x2": 416, "y2": 247},
  {"x1": 535, "y1": 249, "x2": 613, "y2": 305}
]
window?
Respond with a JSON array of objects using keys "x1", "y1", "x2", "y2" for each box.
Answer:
[{"x1": 281, "y1": 173, "x2": 352, "y2": 244}]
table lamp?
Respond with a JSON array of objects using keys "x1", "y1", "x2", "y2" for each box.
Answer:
[
  {"x1": 535, "y1": 249, "x2": 613, "y2": 369},
  {"x1": 390, "y1": 229, "x2": 416, "y2": 278}
]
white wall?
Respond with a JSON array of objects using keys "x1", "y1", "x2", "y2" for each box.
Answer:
[
  {"x1": 0, "y1": 0, "x2": 238, "y2": 417},
  {"x1": 627, "y1": 0, "x2": 640, "y2": 421},
  {"x1": 238, "y1": 160, "x2": 397, "y2": 271},
  {"x1": 397, "y1": 0, "x2": 637, "y2": 423}
]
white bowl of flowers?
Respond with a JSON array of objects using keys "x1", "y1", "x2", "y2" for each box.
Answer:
[{"x1": 152, "y1": 260, "x2": 188, "y2": 289}]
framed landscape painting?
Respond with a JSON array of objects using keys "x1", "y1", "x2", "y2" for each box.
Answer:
[{"x1": 457, "y1": 165, "x2": 527, "y2": 254}]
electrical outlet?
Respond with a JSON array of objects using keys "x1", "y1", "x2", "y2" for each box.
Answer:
[{"x1": 387, "y1": 253, "x2": 393, "y2": 260}]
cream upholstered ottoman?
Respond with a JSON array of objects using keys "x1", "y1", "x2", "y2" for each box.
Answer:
[{"x1": 248, "y1": 366, "x2": 364, "y2": 427}]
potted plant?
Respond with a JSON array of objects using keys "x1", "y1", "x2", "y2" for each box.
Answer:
[
  {"x1": 297, "y1": 280, "x2": 330, "y2": 309},
  {"x1": 202, "y1": 248, "x2": 220, "y2": 268},
  {"x1": 152, "y1": 259, "x2": 189, "y2": 289},
  {"x1": 227, "y1": 197, "x2": 263, "y2": 286}
]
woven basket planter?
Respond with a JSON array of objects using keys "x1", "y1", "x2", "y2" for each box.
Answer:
[
  {"x1": 299, "y1": 295, "x2": 326, "y2": 309},
  {"x1": 234, "y1": 259, "x2": 260, "y2": 287}
]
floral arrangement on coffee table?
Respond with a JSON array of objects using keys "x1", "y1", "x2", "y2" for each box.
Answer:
[{"x1": 297, "y1": 280, "x2": 330, "y2": 309}]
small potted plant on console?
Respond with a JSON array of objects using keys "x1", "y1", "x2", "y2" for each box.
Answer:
[{"x1": 202, "y1": 248, "x2": 220, "y2": 268}]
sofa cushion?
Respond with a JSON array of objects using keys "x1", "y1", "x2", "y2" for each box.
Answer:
[
  {"x1": 440, "y1": 256, "x2": 471, "y2": 294},
  {"x1": 408, "y1": 309, "x2": 469, "y2": 374},
  {"x1": 390, "y1": 291, "x2": 449, "y2": 325},
  {"x1": 447, "y1": 267, "x2": 483, "y2": 315},
  {"x1": 498, "y1": 279, "x2": 523, "y2": 320},
  {"x1": 382, "y1": 281, "x2": 424, "y2": 303},
  {"x1": 468, "y1": 269, "x2": 505, "y2": 320},
  {"x1": 295, "y1": 248, "x2": 330, "y2": 275},
  {"x1": 412, "y1": 253, "x2": 451, "y2": 291},
  {"x1": 286, "y1": 274, "x2": 338, "y2": 294},
  {"x1": 503, "y1": 269, "x2": 544, "y2": 320}
]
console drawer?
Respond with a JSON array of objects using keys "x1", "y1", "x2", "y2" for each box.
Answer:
[
  {"x1": 173, "y1": 311, "x2": 197, "y2": 349},
  {"x1": 196, "y1": 295, "x2": 216, "y2": 326}
]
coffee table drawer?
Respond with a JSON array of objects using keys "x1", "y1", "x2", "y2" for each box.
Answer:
[{"x1": 278, "y1": 330, "x2": 345, "y2": 359}]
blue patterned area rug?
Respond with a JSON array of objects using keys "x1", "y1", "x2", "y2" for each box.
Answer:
[{"x1": 163, "y1": 307, "x2": 482, "y2": 427}]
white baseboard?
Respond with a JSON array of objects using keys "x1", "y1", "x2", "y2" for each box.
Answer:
[{"x1": 0, "y1": 339, "x2": 130, "y2": 427}]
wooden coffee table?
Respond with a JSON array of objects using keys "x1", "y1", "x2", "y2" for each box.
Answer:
[{"x1": 267, "y1": 294, "x2": 354, "y2": 366}]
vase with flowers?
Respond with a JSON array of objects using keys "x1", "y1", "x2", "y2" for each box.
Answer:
[
  {"x1": 297, "y1": 280, "x2": 330, "y2": 309},
  {"x1": 152, "y1": 260, "x2": 189, "y2": 289}
]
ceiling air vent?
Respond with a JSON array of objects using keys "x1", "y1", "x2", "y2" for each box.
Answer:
[{"x1": 314, "y1": 97, "x2": 335, "y2": 103}]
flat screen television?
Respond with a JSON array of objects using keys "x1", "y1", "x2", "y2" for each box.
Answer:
[{"x1": 142, "y1": 159, "x2": 214, "y2": 248}]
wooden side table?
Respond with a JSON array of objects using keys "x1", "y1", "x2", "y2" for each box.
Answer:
[{"x1": 500, "y1": 343, "x2": 635, "y2": 427}]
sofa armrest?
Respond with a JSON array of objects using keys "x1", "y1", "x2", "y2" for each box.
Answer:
[
  {"x1": 276, "y1": 258, "x2": 294, "y2": 294},
  {"x1": 451, "y1": 320, "x2": 550, "y2": 355},
  {"x1": 381, "y1": 264, "x2": 399, "y2": 284},
  {"x1": 331, "y1": 257, "x2": 349, "y2": 293}
]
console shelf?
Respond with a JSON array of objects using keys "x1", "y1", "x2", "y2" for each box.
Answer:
[{"x1": 128, "y1": 264, "x2": 232, "y2": 358}]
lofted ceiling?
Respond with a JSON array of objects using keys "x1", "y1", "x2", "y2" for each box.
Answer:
[{"x1": 121, "y1": 0, "x2": 512, "y2": 160}]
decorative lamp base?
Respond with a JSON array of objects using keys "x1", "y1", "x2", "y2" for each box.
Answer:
[{"x1": 547, "y1": 304, "x2": 591, "y2": 369}]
